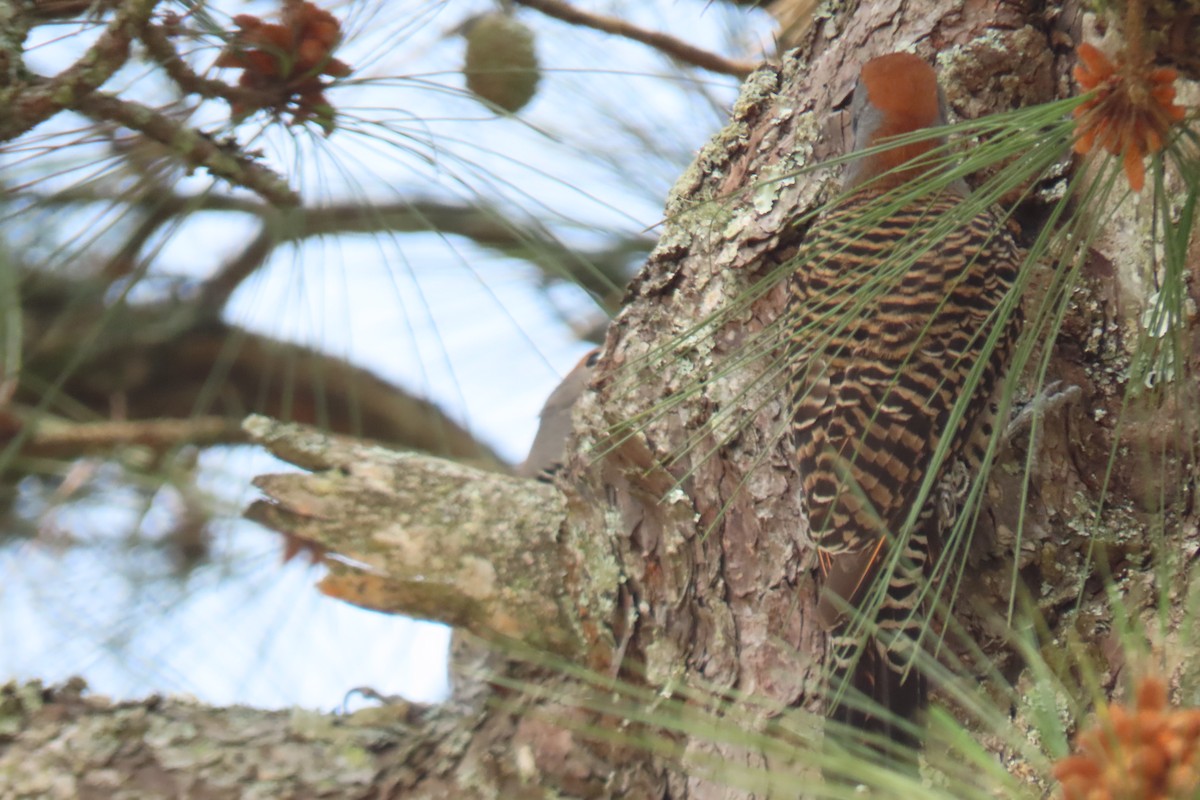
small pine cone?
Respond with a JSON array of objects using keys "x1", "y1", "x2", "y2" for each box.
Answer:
[{"x1": 463, "y1": 13, "x2": 540, "y2": 113}]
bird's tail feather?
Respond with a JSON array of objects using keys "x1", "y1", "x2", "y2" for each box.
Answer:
[{"x1": 824, "y1": 630, "x2": 926, "y2": 778}]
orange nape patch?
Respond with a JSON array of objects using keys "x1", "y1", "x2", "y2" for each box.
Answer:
[
  {"x1": 848, "y1": 52, "x2": 949, "y2": 190},
  {"x1": 860, "y1": 52, "x2": 942, "y2": 133}
]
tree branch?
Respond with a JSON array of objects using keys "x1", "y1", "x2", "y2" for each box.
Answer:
[
  {"x1": 99, "y1": 197, "x2": 188, "y2": 281},
  {"x1": 74, "y1": 93, "x2": 299, "y2": 207},
  {"x1": 243, "y1": 415, "x2": 582, "y2": 655},
  {"x1": 19, "y1": 281, "x2": 506, "y2": 465},
  {"x1": 0, "y1": 0, "x2": 159, "y2": 142},
  {"x1": 513, "y1": 0, "x2": 759, "y2": 78},
  {"x1": 19, "y1": 189, "x2": 648, "y2": 309},
  {"x1": 1, "y1": 0, "x2": 159, "y2": 140},
  {"x1": 2, "y1": 414, "x2": 248, "y2": 459},
  {"x1": 198, "y1": 199, "x2": 647, "y2": 310},
  {"x1": 197, "y1": 224, "x2": 276, "y2": 309},
  {"x1": 137, "y1": 21, "x2": 269, "y2": 111},
  {"x1": 0, "y1": 677, "x2": 507, "y2": 799},
  {"x1": 27, "y1": 0, "x2": 119, "y2": 20}
]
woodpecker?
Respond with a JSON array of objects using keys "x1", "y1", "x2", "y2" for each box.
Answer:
[
  {"x1": 788, "y1": 52, "x2": 1022, "y2": 755},
  {"x1": 516, "y1": 349, "x2": 599, "y2": 480}
]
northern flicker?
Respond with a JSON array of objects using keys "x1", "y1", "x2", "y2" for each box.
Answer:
[
  {"x1": 516, "y1": 349, "x2": 599, "y2": 480},
  {"x1": 788, "y1": 52, "x2": 1022, "y2": 754}
]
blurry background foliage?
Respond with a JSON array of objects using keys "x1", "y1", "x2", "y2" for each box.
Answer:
[{"x1": 0, "y1": 0, "x2": 781, "y2": 708}]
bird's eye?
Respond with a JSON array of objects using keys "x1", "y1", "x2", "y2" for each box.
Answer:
[
  {"x1": 833, "y1": 81, "x2": 858, "y2": 112},
  {"x1": 840, "y1": 81, "x2": 864, "y2": 136},
  {"x1": 585, "y1": 350, "x2": 601, "y2": 367}
]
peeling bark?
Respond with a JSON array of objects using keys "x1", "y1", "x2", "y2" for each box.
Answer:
[{"x1": 244, "y1": 415, "x2": 580, "y2": 654}]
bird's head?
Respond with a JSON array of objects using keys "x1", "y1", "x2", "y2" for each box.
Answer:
[{"x1": 842, "y1": 52, "x2": 958, "y2": 193}]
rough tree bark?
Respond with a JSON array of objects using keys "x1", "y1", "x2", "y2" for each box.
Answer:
[{"x1": 4, "y1": 0, "x2": 1198, "y2": 797}]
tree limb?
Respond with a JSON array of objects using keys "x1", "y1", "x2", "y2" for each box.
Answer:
[
  {"x1": 199, "y1": 199, "x2": 647, "y2": 310},
  {"x1": 73, "y1": 93, "x2": 298, "y2": 206},
  {"x1": 19, "y1": 282, "x2": 506, "y2": 466},
  {"x1": 0, "y1": 0, "x2": 159, "y2": 142},
  {"x1": 224, "y1": 200, "x2": 643, "y2": 309},
  {"x1": 512, "y1": 0, "x2": 760, "y2": 79},
  {"x1": 243, "y1": 415, "x2": 582, "y2": 655},
  {"x1": 26, "y1": 0, "x2": 116, "y2": 17},
  {"x1": 18, "y1": 189, "x2": 648, "y2": 309},
  {"x1": 0, "y1": 677, "x2": 506, "y2": 799},
  {"x1": 137, "y1": 21, "x2": 268, "y2": 111},
  {"x1": 1, "y1": 414, "x2": 248, "y2": 459}
]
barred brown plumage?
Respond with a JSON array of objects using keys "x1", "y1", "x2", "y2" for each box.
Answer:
[{"x1": 788, "y1": 52, "x2": 1023, "y2": 760}]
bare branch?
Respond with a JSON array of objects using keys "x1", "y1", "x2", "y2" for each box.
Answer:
[
  {"x1": 197, "y1": 199, "x2": 648, "y2": 309},
  {"x1": 74, "y1": 93, "x2": 299, "y2": 206},
  {"x1": 19, "y1": 281, "x2": 506, "y2": 465},
  {"x1": 244, "y1": 415, "x2": 581, "y2": 654},
  {"x1": 198, "y1": 224, "x2": 275, "y2": 308},
  {"x1": 0, "y1": 677, "x2": 506, "y2": 798},
  {"x1": 99, "y1": 200, "x2": 186, "y2": 281},
  {"x1": 4, "y1": 415, "x2": 248, "y2": 459},
  {"x1": 18, "y1": 187, "x2": 254, "y2": 215},
  {"x1": 21, "y1": 189, "x2": 646, "y2": 309},
  {"x1": 137, "y1": 22, "x2": 268, "y2": 111},
  {"x1": 26, "y1": 0, "x2": 118, "y2": 20},
  {"x1": 0, "y1": 0, "x2": 159, "y2": 142},
  {"x1": 513, "y1": 0, "x2": 759, "y2": 79}
]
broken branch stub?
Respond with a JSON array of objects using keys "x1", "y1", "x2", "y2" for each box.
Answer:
[{"x1": 242, "y1": 415, "x2": 580, "y2": 655}]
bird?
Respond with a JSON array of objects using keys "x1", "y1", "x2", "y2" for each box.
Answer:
[
  {"x1": 516, "y1": 349, "x2": 599, "y2": 480},
  {"x1": 787, "y1": 52, "x2": 1023, "y2": 759}
]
